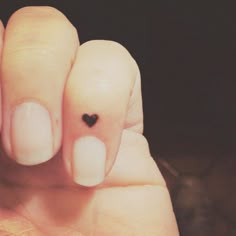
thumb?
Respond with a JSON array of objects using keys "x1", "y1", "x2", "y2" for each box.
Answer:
[{"x1": 63, "y1": 40, "x2": 143, "y2": 187}]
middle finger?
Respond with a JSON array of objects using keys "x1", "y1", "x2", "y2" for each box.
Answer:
[{"x1": 1, "y1": 6, "x2": 78, "y2": 165}]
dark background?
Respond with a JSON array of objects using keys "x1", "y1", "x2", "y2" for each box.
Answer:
[{"x1": 0, "y1": 1, "x2": 235, "y2": 157}]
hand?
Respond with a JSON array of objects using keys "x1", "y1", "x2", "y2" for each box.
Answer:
[{"x1": 0, "y1": 7, "x2": 179, "y2": 236}]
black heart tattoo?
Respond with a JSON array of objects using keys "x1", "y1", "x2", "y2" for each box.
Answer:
[{"x1": 82, "y1": 114, "x2": 98, "y2": 127}]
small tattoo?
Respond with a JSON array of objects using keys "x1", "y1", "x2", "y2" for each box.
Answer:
[{"x1": 82, "y1": 114, "x2": 98, "y2": 127}]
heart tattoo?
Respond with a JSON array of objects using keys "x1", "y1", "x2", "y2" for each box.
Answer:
[{"x1": 82, "y1": 114, "x2": 98, "y2": 127}]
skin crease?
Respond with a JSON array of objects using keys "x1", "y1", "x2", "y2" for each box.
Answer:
[{"x1": 0, "y1": 7, "x2": 179, "y2": 236}]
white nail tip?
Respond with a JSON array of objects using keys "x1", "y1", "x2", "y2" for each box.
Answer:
[
  {"x1": 73, "y1": 136, "x2": 106, "y2": 187},
  {"x1": 11, "y1": 102, "x2": 53, "y2": 165}
]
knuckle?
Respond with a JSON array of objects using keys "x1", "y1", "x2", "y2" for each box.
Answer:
[
  {"x1": 6, "y1": 6, "x2": 76, "y2": 45},
  {"x1": 4, "y1": 7, "x2": 78, "y2": 61},
  {"x1": 2, "y1": 47, "x2": 58, "y2": 80},
  {"x1": 11, "y1": 6, "x2": 65, "y2": 20}
]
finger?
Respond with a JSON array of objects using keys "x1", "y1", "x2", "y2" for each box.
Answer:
[
  {"x1": 63, "y1": 40, "x2": 143, "y2": 186},
  {"x1": 103, "y1": 131, "x2": 165, "y2": 188},
  {"x1": 0, "y1": 20, "x2": 4, "y2": 130},
  {"x1": 1, "y1": 7, "x2": 78, "y2": 165}
]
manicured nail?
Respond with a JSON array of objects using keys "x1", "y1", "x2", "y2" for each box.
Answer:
[
  {"x1": 73, "y1": 136, "x2": 106, "y2": 187},
  {"x1": 11, "y1": 102, "x2": 53, "y2": 165}
]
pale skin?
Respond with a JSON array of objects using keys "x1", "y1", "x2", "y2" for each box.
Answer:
[{"x1": 0, "y1": 6, "x2": 179, "y2": 236}]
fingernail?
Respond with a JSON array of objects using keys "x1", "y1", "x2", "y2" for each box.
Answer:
[
  {"x1": 11, "y1": 102, "x2": 53, "y2": 165},
  {"x1": 73, "y1": 136, "x2": 106, "y2": 187}
]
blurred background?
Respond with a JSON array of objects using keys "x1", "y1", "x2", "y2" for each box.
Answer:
[{"x1": 0, "y1": 1, "x2": 236, "y2": 235}]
